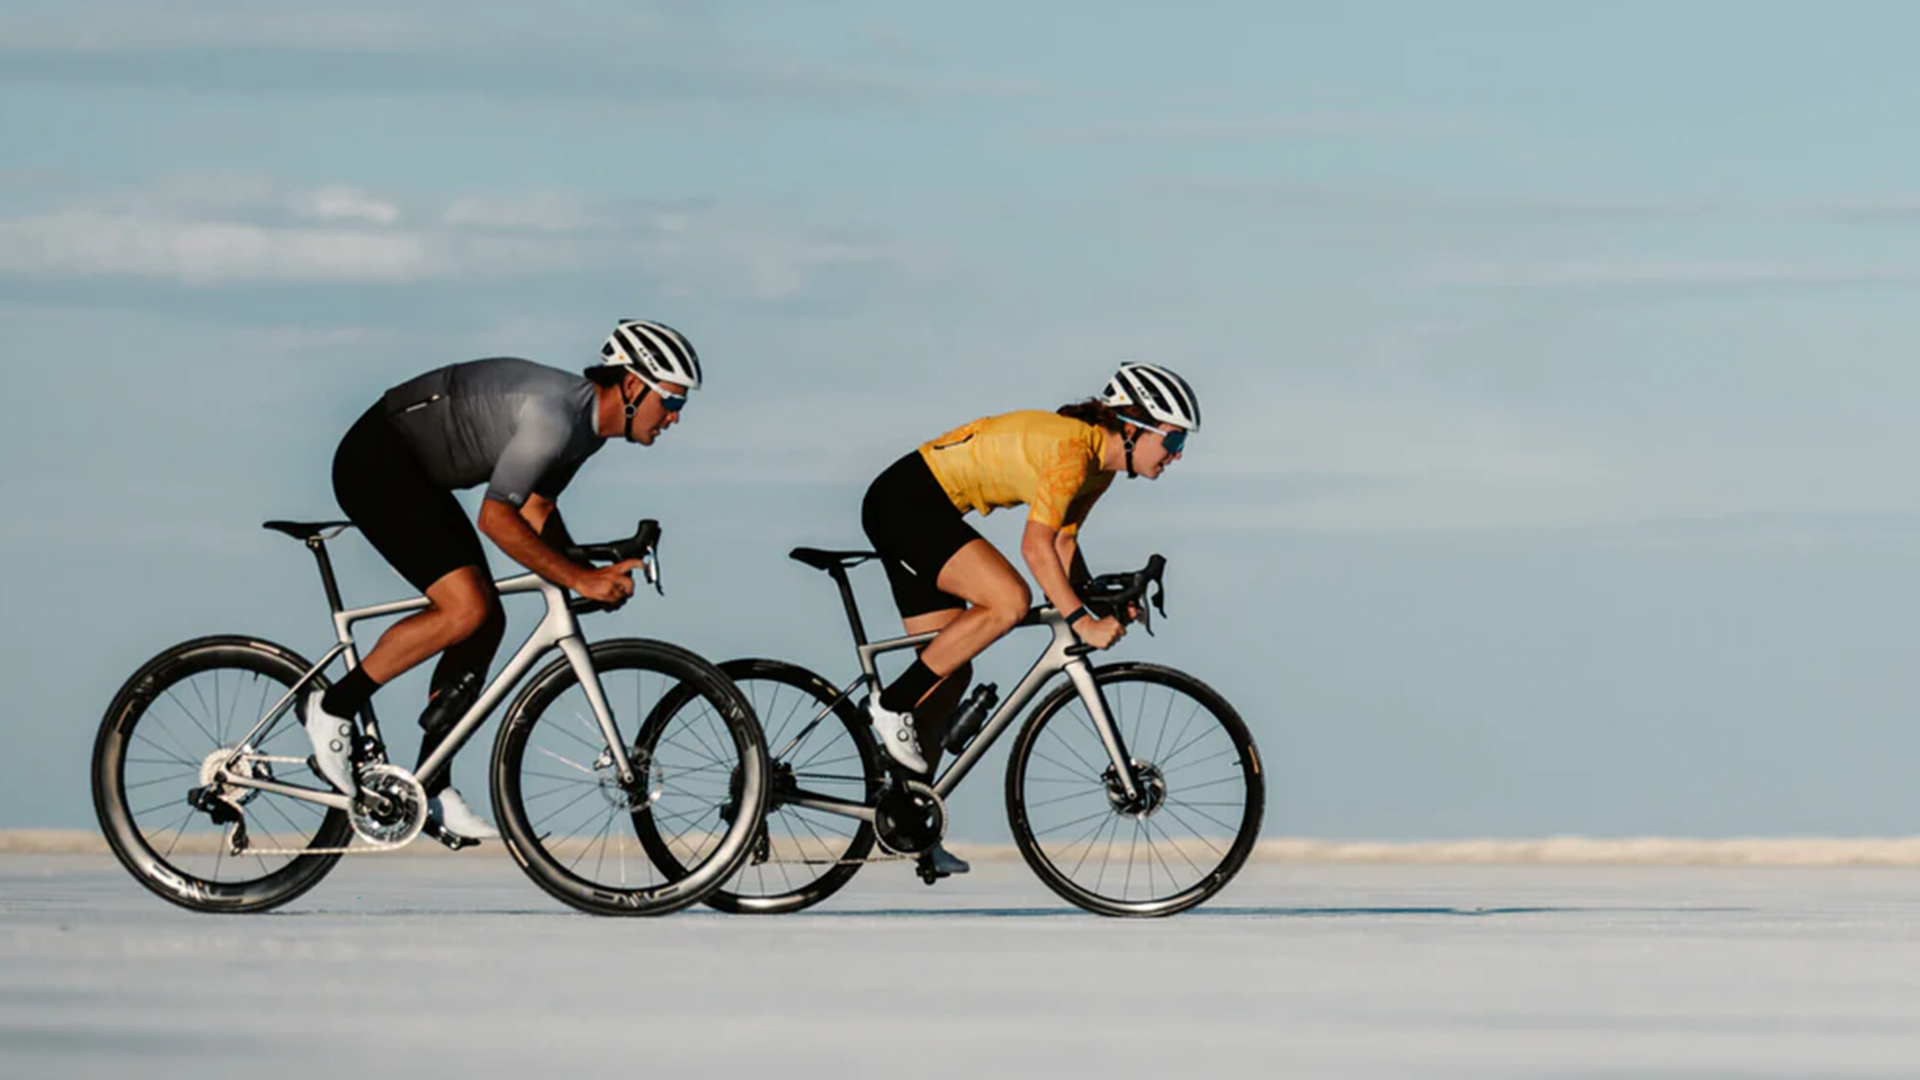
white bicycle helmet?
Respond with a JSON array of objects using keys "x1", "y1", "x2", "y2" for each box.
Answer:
[
  {"x1": 1100, "y1": 362, "x2": 1200, "y2": 432},
  {"x1": 592, "y1": 318, "x2": 703, "y2": 389}
]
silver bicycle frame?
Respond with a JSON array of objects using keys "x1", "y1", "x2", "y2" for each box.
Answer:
[
  {"x1": 218, "y1": 572, "x2": 639, "y2": 808},
  {"x1": 779, "y1": 607, "x2": 1140, "y2": 824}
]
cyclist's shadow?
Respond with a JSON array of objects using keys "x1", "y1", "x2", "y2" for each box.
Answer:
[{"x1": 790, "y1": 904, "x2": 1750, "y2": 919}]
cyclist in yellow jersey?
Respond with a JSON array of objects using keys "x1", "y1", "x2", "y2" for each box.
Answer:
[{"x1": 859, "y1": 363, "x2": 1201, "y2": 874}]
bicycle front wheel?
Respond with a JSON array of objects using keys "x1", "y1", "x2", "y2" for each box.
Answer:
[
  {"x1": 1006, "y1": 663, "x2": 1264, "y2": 917},
  {"x1": 91, "y1": 636, "x2": 353, "y2": 913},
  {"x1": 491, "y1": 638, "x2": 768, "y2": 916}
]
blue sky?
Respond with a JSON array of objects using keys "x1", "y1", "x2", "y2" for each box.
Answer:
[{"x1": 7, "y1": 0, "x2": 1920, "y2": 839}]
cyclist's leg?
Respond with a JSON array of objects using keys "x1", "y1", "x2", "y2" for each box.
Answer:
[
  {"x1": 894, "y1": 603, "x2": 972, "y2": 773},
  {"x1": 920, "y1": 540, "x2": 1031, "y2": 672},
  {"x1": 862, "y1": 453, "x2": 1005, "y2": 756},
  {"x1": 415, "y1": 583, "x2": 506, "y2": 795},
  {"x1": 329, "y1": 405, "x2": 499, "y2": 716}
]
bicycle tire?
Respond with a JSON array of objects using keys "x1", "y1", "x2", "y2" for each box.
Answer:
[
  {"x1": 640, "y1": 658, "x2": 882, "y2": 914},
  {"x1": 1005, "y1": 663, "x2": 1263, "y2": 917},
  {"x1": 91, "y1": 635, "x2": 353, "y2": 914},
  {"x1": 491, "y1": 638, "x2": 768, "y2": 916}
]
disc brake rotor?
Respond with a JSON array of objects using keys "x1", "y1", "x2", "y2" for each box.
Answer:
[
  {"x1": 1104, "y1": 760, "x2": 1168, "y2": 819},
  {"x1": 593, "y1": 747, "x2": 658, "y2": 811}
]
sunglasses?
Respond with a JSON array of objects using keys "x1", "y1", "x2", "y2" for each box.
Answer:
[
  {"x1": 1121, "y1": 417, "x2": 1187, "y2": 455},
  {"x1": 633, "y1": 371, "x2": 689, "y2": 413}
]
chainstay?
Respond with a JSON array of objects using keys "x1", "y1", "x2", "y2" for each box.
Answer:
[
  {"x1": 755, "y1": 850, "x2": 915, "y2": 867},
  {"x1": 229, "y1": 839, "x2": 414, "y2": 857}
]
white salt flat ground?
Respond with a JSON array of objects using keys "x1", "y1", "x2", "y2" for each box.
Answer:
[{"x1": 6, "y1": 854, "x2": 1920, "y2": 1079}]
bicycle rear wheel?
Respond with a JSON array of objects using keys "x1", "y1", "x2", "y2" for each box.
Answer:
[
  {"x1": 1006, "y1": 663, "x2": 1264, "y2": 917},
  {"x1": 491, "y1": 638, "x2": 768, "y2": 916},
  {"x1": 640, "y1": 658, "x2": 882, "y2": 914},
  {"x1": 91, "y1": 636, "x2": 352, "y2": 913}
]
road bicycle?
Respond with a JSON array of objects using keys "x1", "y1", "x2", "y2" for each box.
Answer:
[
  {"x1": 91, "y1": 517, "x2": 768, "y2": 916},
  {"x1": 659, "y1": 548, "x2": 1264, "y2": 917}
]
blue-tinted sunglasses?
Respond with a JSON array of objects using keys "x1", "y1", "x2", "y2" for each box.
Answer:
[
  {"x1": 634, "y1": 371, "x2": 689, "y2": 413},
  {"x1": 1121, "y1": 417, "x2": 1187, "y2": 454}
]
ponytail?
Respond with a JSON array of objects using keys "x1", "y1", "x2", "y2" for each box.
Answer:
[{"x1": 1057, "y1": 398, "x2": 1147, "y2": 434}]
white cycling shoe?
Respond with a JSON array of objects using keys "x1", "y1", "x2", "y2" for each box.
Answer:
[
  {"x1": 299, "y1": 688, "x2": 358, "y2": 797},
  {"x1": 429, "y1": 788, "x2": 500, "y2": 841},
  {"x1": 866, "y1": 697, "x2": 929, "y2": 774}
]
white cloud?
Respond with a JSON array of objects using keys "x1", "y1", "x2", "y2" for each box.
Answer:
[
  {"x1": 1425, "y1": 260, "x2": 1910, "y2": 290},
  {"x1": 0, "y1": 213, "x2": 446, "y2": 282},
  {"x1": 0, "y1": 14, "x2": 415, "y2": 53},
  {"x1": 1028, "y1": 113, "x2": 1490, "y2": 144},
  {"x1": 0, "y1": 3, "x2": 1038, "y2": 103},
  {"x1": 299, "y1": 186, "x2": 401, "y2": 226},
  {"x1": 0, "y1": 178, "x2": 940, "y2": 296},
  {"x1": 1166, "y1": 179, "x2": 1736, "y2": 222},
  {"x1": 443, "y1": 195, "x2": 612, "y2": 233}
]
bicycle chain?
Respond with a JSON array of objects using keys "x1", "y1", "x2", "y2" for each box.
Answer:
[
  {"x1": 225, "y1": 755, "x2": 926, "y2": 863},
  {"x1": 218, "y1": 755, "x2": 423, "y2": 857}
]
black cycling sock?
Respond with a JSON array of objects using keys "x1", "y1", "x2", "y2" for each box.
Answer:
[
  {"x1": 880, "y1": 659, "x2": 941, "y2": 714},
  {"x1": 321, "y1": 667, "x2": 379, "y2": 718}
]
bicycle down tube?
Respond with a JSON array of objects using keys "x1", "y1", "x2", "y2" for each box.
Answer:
[{"x1": 778, "y1": 607, "x2": 1141, "y2": 821}]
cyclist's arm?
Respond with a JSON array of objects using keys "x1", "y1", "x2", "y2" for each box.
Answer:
[
  {"x1": 1055, "y1": 530, "x2": 1092, "y2": 593},
  {"x1": 520, "y1": 494, "x2": 577, "y2": 550},
  {"x1": 478, "y1": 497, "x2": 589, "y2": 590},
  {"x1": 1020, "y1": 519, "x2": 1085, "y2": 616}
]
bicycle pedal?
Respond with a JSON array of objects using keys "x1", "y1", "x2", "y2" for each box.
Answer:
[{"x1": 425, "y1": 820, "x2": 480, "y2": 851}]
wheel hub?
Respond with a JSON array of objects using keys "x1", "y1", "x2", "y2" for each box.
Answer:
[
  {"x1": 199, "y1": 747, "x2": 271, "y2": 808},
  {"x1": 1103, "y1": 760, "x2": 1167, "y2": 819},
  {"x1": 594, "y1": 747, "x2": 658, "y2": 811}
]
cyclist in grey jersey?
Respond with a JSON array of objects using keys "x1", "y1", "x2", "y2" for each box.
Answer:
[
  {"x1": 383, "y1": 358, "x2": 606, "y2": 509},
  {"x1": 300, "y1": 320, "x2": 703, "y2": 840}
]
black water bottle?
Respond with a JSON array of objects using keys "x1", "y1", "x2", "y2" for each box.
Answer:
[{"x1": 942, "y1": 682, "x2": 999, "y2": 753}]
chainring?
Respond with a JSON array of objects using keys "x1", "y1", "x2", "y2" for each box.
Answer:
[
  {"x1": 349, "y1": 764, "x2": 428, "y2": 848},
  {"x1": 872, "y1": 779, "x2": 946, "y2": 856}
]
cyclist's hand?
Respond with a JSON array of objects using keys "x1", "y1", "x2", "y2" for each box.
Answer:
[
  {"x1": 574, "y1": 559, "x2": 647, "y2": 607},
  {"x1": 1077, "y1": 615, "x2": 1126, "y2": 649}
]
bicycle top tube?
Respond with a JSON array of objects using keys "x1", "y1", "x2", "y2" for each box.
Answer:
[
  {"x1": 786, "y1": 544, "x2": 1167, "y2": 651},
  {"x1": 268, "y1": 516, "x2": 662, "y2": 620}
]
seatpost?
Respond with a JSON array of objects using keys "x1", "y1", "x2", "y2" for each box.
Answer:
[
  {"x1": 307, "y1": 537, "x2": 347, "y2": 614},
  {"x1": 828, "y1": 567, "x2": 869, "y2": 647}
]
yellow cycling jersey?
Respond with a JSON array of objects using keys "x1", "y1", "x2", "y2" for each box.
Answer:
[{"x1": 917, "y1": 410, "x2": 1115, "y2": 534}]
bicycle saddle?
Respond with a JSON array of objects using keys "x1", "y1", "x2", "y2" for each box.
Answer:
[
  {"x1": 262, "y1": 520, "x2": 354, "y2": 541},
  {"x1": 788, "y1": 547, "x2": 877, "y2": 571}
]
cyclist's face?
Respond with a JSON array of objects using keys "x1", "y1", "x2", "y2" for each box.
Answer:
[
  {"x1": 1135, "y1": 426, "x2": 1186, "y2": 479},
  {"x1": 627, "y1": 376, "x2": 689, "y2": 445}
]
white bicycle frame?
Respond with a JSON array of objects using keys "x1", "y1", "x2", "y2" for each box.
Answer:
[
  {"x1": 769, "y1": 582, "x2": 1143, "y2": 825},
  {"x1": 215, "y1": 537, "x2": 657, "y2": 814}
]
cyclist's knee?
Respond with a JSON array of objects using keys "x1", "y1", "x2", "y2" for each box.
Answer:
[
  {"x1": 436, "y1": 591, "x2": 499, "y2": 641},
  {"x1": 981, "y1": 581, "x2": 1030, "y2": 631},
  {"x1": 470, "y1": 597, "x2": 507, "y2": 643}
]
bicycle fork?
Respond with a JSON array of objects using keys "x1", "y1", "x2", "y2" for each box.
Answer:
[
  {"x1": 557, "y1": 636, "x2": 639, "y2": 786},
  {"x1": 1062, "y1": 651, "x2": 1143, "y2": 804}
]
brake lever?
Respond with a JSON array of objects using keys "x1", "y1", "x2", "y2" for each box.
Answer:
[{"x1": 644, "y1": 547, "x2": 664, "y2": 595}]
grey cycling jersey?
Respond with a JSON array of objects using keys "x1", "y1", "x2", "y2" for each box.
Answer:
[{"x1": 381, "y1": 358, "x2": 605, "y2": 507}]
